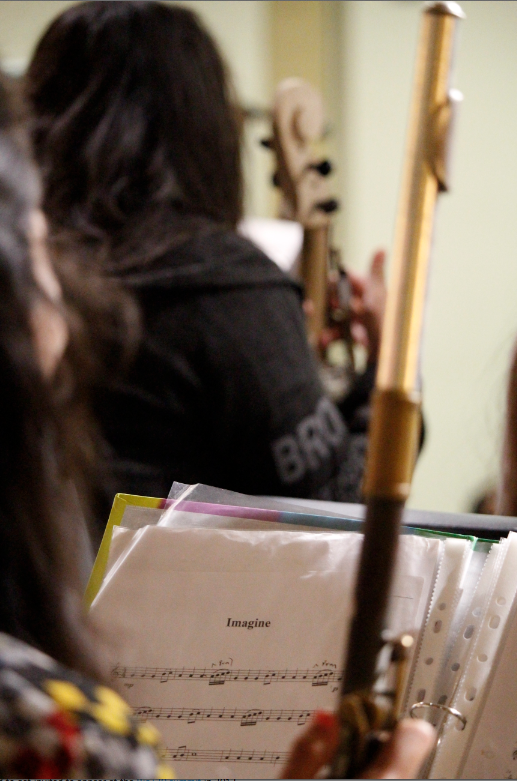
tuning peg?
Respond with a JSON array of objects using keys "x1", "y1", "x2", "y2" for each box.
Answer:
[
  {"x1": 310, "y1": 159, "x2": 333, "y2": 176},
  {"x1": 272, "y1": 171, "x2": 280, "y2": 187},
  {"x1": 260, "y1": 138, "x2": 273, "y2": 149},
  {"x1": 316, "y1": 198, "x2": 339, "y2": 214}
]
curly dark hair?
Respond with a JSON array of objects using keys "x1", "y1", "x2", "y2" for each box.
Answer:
[{"x1": 26, "y1": 0, "x2": 243, "y2": 270}]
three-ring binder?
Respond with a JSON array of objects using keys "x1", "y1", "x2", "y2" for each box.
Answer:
[{"x1": 410, "y1": 700, "x2": 467, "y2": 730}]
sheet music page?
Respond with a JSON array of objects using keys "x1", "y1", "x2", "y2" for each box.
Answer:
[
  {"x1": 91, "y1": 526, "x2": 440, "y2": 779},
  {"x1": 458, "y1": 567, "x2": 517, "y2": 779},
  {"x1": 404, "y1": 538, "x2": 473, "y2": 713},
  {"x1": 431, "y1": 532, "x2": 517, "y2": 780}
]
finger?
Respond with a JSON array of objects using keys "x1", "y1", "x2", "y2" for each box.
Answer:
[
  {"x1": 360, "y1": 719, "x2": 436, "y2": 779},
  {"x1": 349, "y1": 299, "x2": 364, "y2": 317},
  {"x1": 319, "y1": 327, "x2": 343, "y2": 351},
  {"x1": 347, "y1": 272, "x2": 366, "y2": 297},
  {"x1": 303, "y1": 299, "x2": 315, "y2": 317},
  {"x1": 281, "y1": 711, "x2": 339, "y2": 779},
  {"x1": 351, "y1": 322, "x2": 369, "y2": 348},
  {"x1": 370, "y1": 249, "x2": 386, "y2": 279}
]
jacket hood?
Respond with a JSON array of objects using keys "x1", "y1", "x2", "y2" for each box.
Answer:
[{"x1": 115, "y1": 228, "x2": 302, "y2": 294}]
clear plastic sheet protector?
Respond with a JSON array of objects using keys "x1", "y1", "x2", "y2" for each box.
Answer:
[{"x1": 90, "y1": 524, "x2": 440, "y2": 780}]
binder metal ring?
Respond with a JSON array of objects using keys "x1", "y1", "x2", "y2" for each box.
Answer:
[{"x1": 409, "y1": 701, "x2": 467, "y2": 730}]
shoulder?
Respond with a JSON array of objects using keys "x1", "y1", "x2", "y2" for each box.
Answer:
[
  {"x1": 0, "y1": 633, "x2": 173, "y2": 779},
  {"x1": 122, "y1": 227, "x2": 302, "y2": 295},
  {"x1": 179, "y1": 227, "x2": 289, "y2": 274}
]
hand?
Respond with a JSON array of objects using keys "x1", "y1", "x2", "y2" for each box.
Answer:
[
  {"x1": 311, "y1": 249, "x2": 386, "y2": 363},
  {"x1": 281, "y1": 711, "x2": 339, "y2": 779},
  {"x1": 347, "y1": 249, "x2": 386, "y2": 363},
  {"x1": 281, "y1": 712, "x2": 435, "y2": 779},
  {"x1": 360, "y1": 719, "x2": 436, "y2": 779}
]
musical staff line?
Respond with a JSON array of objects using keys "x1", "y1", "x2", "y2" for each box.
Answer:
[
  {"x1": 112, "y1": 664, "x2": 342, "y2": 686},
  {"x1": 163, "y1": 745, "x2": 288, "y2": 765},
  {"x1": 134, "y1": 704, "x2": 313, "y2": 726}
]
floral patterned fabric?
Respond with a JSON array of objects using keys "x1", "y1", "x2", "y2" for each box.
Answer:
[{"x1": 0, "y1": 632, "x2": 174, "y2": 779}]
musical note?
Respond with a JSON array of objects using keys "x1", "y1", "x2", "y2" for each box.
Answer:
[
  {"x1": 311, "y1": 669, "x2": 336, "y2": 686},
  {"x1": 133, "y1": 705, "x2": 313, "y2": 727},
  {"x1": 112, "y1": 664, "x2": 343, "y2": 686},
  {"x1": 163, "y1": 745, "x2": 289, "y2": 765}
]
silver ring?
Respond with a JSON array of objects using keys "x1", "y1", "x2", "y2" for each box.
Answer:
[{"x1": 409, "y1": 701, "x2": 467, "y2": 729}]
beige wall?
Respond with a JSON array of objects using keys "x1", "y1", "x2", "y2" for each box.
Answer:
[
  {"x1": 0, "y1": 1, "x2": 77, "y2": 73},
  {"x1": 270, "y1": 1, "x2": 344, "y2": 235},
  {"x1": 0, "y1": 1, "x2": 271, "y2": 100},
  {"x1": 1, "y1": 0, "x2": 517, "y2": 514},
  {"x1": 268, "y1": 0, "x2": 517, "y2": 514},
  {"x1": 0, "y1": 0, "x2": 274, "y2": 216},
  {"x1": 338, "y1": 1, "x2": 517, "y2": 512},
  {"x1": 271, "y1": 1, "x2": 325, "y2": 94}
]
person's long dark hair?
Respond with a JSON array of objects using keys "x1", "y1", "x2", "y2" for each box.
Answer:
[
  {"x1": 498, "y1": 343, "x2": 517, "y2": 516},
  {"x1": 0, "y1": 77, "x2": 134, "y2": 680},
  {"x1": 26, "y1": 0, "x2": 243, "y2": 271}
]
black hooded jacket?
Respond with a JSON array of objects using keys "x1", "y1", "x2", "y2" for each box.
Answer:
[{"x1": 94, "y1": 228, "x2": 374, "y2": 507}]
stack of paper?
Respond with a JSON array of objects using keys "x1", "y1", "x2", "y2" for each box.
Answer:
[{"x1": 88, "y1": 492, "x2": 513, "y2": 780}]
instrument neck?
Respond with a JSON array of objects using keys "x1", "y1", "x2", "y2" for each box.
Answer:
[{"x1": 301, "y1": 224, "x2": 330, "y2": 348}]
